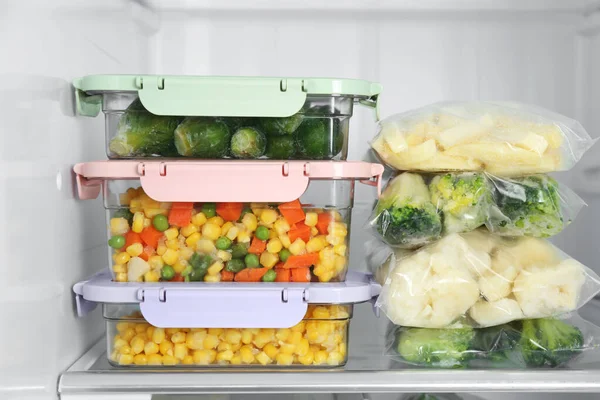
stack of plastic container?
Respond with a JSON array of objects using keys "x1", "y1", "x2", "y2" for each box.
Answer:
[
  {"x1": 368, "y1": 102, "x2": 600, "y2": 368},
  {"x1": 72, "y1": 75, "x2": 385, "y2": 367}
]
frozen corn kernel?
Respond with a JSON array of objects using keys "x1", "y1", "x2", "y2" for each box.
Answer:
[
  {"x1": 161, "y1": 249, "x2": 179, "y2": 266},
  {"x1": 166, "y1": 328, "x2": 179, "y2": 335},
  {"x1": 260, "y1": 252, "x2": 279, "y2": 269},
  {"x1": 165, "y1": 238, "x2": 180, "y2": 250},
  {"x1": 217, "y1": 250, "x2": 232, "y2": 262},
  {"x1": 240, "y1": 346, "x2": 255, "y2": 364},
  {"x1": 298, "y1": 351, "x2": 314, "y2": 365},
  {"x1": 263, "y1": 343, "x2": 279, "y2": 359},
  {"x1": 207, "y1": 261, "x2": 224, "y2": 275},
  {"x1": 237, "y1": 229, "x2": 251, "y2": 243},
  {"x1": 203, "y1": 334, "x2": 219, "y2": 350},
  {"x1": 274, "y1": 218, "x2": 291, "y2": 235},
  {"x1": 164, "y1": 228, "x2": 179, "y2": 241},
  {"x1": 148, "y1": 255, "x2": 163, "y2": 270},
  {"x1": 130, "y1": 337, "x2": 145, "y2": 354},
  {"x1": 131, "y1": 212, "x2": 144, "y2": 233},
  {"x1": 115, "y1": 252, "x2": 131, "y2": 265},
  {"x1": 147, "y1": 354, "x2": 162, "y2": 365},
  {"x1": 327, "y1": 351, "x2": 344, "y2": 365},
  {"x1": 116, "y1": 322, "x2": 130, "y2": 332},
  {"x1": 338, "y1": 342, "x2": 347, "y2": 357},
  {"x1": 118, "y1": 354, "x2": 134, "y2": 365},
  {"x1": 256, "y1": 351, "x2": 272, "y2": 365},
  {"x1": 242, "y1": 213, "x2": 258, "y2": 232},
  {"x1": 279, "y1": 234, "x2": 291, "y2": 248},
  {"x1": 241, "y1": 330, "x2": 254, "y2": 345},
  {"x1": 118, "y1": 344, "x2": 132, "y2": 356},
  {"x1": 314, "y1": 351, "x2": 328, "y2": 365},
  {"x1": 171, "y1": 331, "x2": 186, "y2": 344},
  {"x1": 182, "y1": 355, "x2": 194, "y2": 365},
  {"x1": 276, "y1": 328, "x2": 291, "y2": 342},
  {"x1": 306, "y1": 238, "x2": 325, "y2": 253},
  {"x1": 276, "y1": 353, "x2": 294, "y2": 365},
  {"x1": 333, "y1": 244, "x2": 347, "y2": 257},
  {"x1": 225, "y1": 330, "x2": 242, "y2": 345},
  {"x1": 202, "y1": 223, "x2": 221, "y2": 241},
  {"x1": 260, "y1": 209, "x2": 278, "y2": 225},
  {"x1": 192, "y1": 212, "x2": 207, "y2": 227},
  {"x1": 146, "y1": 326, "x2": 155, "y2": 338},
  {"x1": 180, "y1": 224, "x2": 198, "y2": 238},
  {"x1": 312, "y1": 306, "x2": 331, "y2": 319},
  {"x1": 291, "y1": 321, "x2": 306, "y2": 333},
  {"x1": 143, "y1": 270, "x2": 160, "y2": 282},
  {"x1": 193, "y1": 349, "x2": 217, "y2": 365},
  {"x1": 266, "y1": 238, "x2": 283, "y2": 254},
  {"x1": 221, "y1": 222, "x2": 234, "y2": 236},
  {"x1": 126, "y1": 243, "x2": 143, "y2": 257},
  {"x1": 184, "y1": 232, "x2": 201, "y2": 248},
  {"x1": 152, "y1": 328, "x2": 166, "y2": 344},
  {"x1": 207, "y1": 216, "x2": 224, "y2": 227},
  {"x1": 143, "y1": 218, "x2": 152, "y2": 229},
  {"x1": 304, "y1": 212, "x2": 318, "y2": 227},
  {"x1": 162, "y1": 355, "x2": 178, "y2": 365},
  {"x1": 186, "y1": 331, "x2": 207, "y2": 350},
  {"x1": 329, "y1": 222, "x2": 348, "y2": 236},
  {"x1": 133, "y1": 354, "x2": 147, "y2": 365},
  {"x1": 121, "y1": 328, "x2": 135, "y2": 342},
  {"x1": 173, "y1": 259, "x2": 188, "y2": 274},
  {"x1": 231, "y1": 355, "x2": 242, "y2": 365},
  {"x1": 288, "y1": 331, "x2": 303, "y2": 345},
  {"x1": 226, "y1": 226, "x2": 239, "y2": 241},
  {"x1": 334, "y1": 255, "x2": 346, "y2": 274},
  {"x1": 159, "y1": 341, "x2": 174, "y2": 356},
  {"x1": 280, "y1": 343, "x2": 295, "y2": 355},
  {"x1": 156, "y1": 244, "x2": 167, "y2": 256},
  {"x1": 196, "y1": 239, "x2": 216, "y2": 254},
  {"x1": 289, "y1": 239, "x2": 306, "y2": 255},
  {"x1": 179, "y1": 246, "x2": 194, "y2": 260},
  {"x1": 113, "y1": 264, "x2": 127, "y2": 274},
  {"x1": 310, "y1": 227, "x2": 319, "y2": 236},
  {"x1": 204, "y1": 274, "x2": 221, "y2": 283},
  {"x1": 217, "y1": 350, "x2": 234, "y2": 362},
  {"x1": 326, "y1": 234, "x2": 345, "y2": 246},
  {"x1": 110, "y1": 217, "x2": 130, "y2": 235}
]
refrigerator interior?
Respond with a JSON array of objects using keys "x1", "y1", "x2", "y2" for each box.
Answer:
[{"x1": 1, "y1": 0, "x2": 600, "y2": 399}]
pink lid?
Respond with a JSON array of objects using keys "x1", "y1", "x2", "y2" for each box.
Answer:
[{"x1": 74, "y1": 160, "x2": 384, "y2": 202}]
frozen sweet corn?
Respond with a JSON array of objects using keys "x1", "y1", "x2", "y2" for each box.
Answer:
[
  {"x1": 108, "y1": 189, "x2": 349, "y2": 283},
  {"x1": 109, "y1": 305, "x2": 350, "y2": 367}
]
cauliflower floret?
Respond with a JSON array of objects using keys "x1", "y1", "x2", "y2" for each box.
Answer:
[
  {"x1": 469, "y1": 297, "x2": 524, "y2": 327},
  {"x1": 507, "y1": 236, "x2": 561, "y2": 268},
  {"x1": 479, "y1": 250, "x2": 520, "y2": 302}
]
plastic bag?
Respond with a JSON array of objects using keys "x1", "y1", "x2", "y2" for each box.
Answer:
[
  {"x1": 400, "y1": 394, "x2": 481, "y2": 400},
  {"x1": 375, "y1": 230, "x2": 600, "y2": 328},
  {"x1": 371, "y1": 101, "x2": 596, "y2": 176},
  {"x1": 387, "y1": 313, "x2": 600, "y2": 369},
  {"x1": 369, "y1": 172, "x2": 584, "y2": 248}
]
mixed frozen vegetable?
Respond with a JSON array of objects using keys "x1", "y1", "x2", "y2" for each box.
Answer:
[
  {"x1": 371, "y1": 101, "x2": 595, "y2": 176},
  {"x1": 108, "y1": 98, "x2": 344, "y2": 159},
  {"x1": 109, "y1": 305, "x2": 350, "y2": 366},
  {"x1": 390, "y1": 316, "x2": 593, "y2": 368},
  {"x1": 375, "y1": 231, "x2": 600, "y2": 328},
  {"x1": 109, "y1": 187, "x2": 349, "y2": 283},
  {"x1": 370, "y1": 172, "x2": 582, "y2": 247}
]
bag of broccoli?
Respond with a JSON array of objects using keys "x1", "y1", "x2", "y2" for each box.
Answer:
[
  {"x1": 375, "y1": 230, "x2": 600, "y2": 329},
  {"x1": 371, "y1": 101, "x2": 596, "y2": 176},
  {"x1": 387, "y1": 313, "x2": 600, "y2": 369}
]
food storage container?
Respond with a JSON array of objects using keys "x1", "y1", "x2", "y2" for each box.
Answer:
[
  {"x1": 73, "y1": 268, "x2": 380, "y2": 368},
  {"x1": 73, "y1": 75, "x2": 381, "y2": 160},
  {"x1": 74, "y1": 160, "x2": 384, "y2": 283}
]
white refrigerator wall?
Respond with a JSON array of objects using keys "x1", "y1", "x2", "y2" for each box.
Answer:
[{"x1": 0, "y1": 1, "x2": 150, "y2": 399}]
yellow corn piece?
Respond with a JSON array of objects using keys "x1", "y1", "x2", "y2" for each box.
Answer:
[
  {"x1": 204, "y1": 274, "x2": 221, "y2": 283},
  {"x1": 115, "y1": 272, "x2": 128, "y2": 282},
  {"x1": 165, "y1": 238, "x2": 179, "y2": 250},
  {"x1": 240, "y1": 346, "x2": 255, "y2": 364},
  {"x1": 217, "y1": 250, "x2": 232, "y2": 262},
  {"x1": 273, "y1": 218, "x2": 291, "y2": 235},
  {"x1": 260, "y1": 209, "x2": 278, "y2": 225},
  {"x1": 129, "y1": 198, "x2": 142, "y2": 213},
  {"x1": 280, "y1": 342, "x2": 295, "y2": 355},
  {"x1": 334, "y1": 255, "x2": 347, "y2": 274},
  {"x1": 266, "y1": 238, "x2": 283, "y2": 253},
  {"x1": 193, "y1": 349, "x2": 217, "y2": 365},
  {"x1": 159, "y1": 341, "x2": 174, "y2": 356},
  {"x1": 314, "y1": 350, "x2": 328, "y2": 365},
  {"x1": 192, "y1": 212, "x2": 207, "y2": 227},
  {"x1": 225, "y1": 330, "x2": 242, "y2": 345},
  {"x1": 230, "y1": 355, "x2": 242, "y2": 365},
  {"x1": 143, "y1": 218, "x2": 152, "y2": 229},
  {"x1": 156, "y1": 244, "x2": 167, "y2": 256},
  {"x1": 179, "y1": 246, "x2": 194, "y2": 260},
  {"x1": 114, "y1": 252, "x2": 130, "y2": 265},
  {"x1": 131, "y1": 212, "x2": 144, "y2": 233},
  {"x1": 260, "y1": 252, "x2": 279, "y2": 269},
  {"x1": 251, "y1": 204, "x2": 264, "y2": 217},
  {"x1": 255, "y1": 351, "x2": 272, "y2": 365},
  {"x1": 276, "y1": 353, "x2": 294, "y2": 365},
  {"x1": 180, "y1": 224, "x2": 198, "y2": 237},
  {"x1": 295, "y1": 338, "x2": 310, "y2": 356},
  {"x1": 118, "y1": 354, "x2": 134, "y2": 365},
  {"x1": 333, "y1": 244, "x2": 347, "y2": 256},
  {"x1": 317, "y1": 270, "x2": 334, "y2": 283},
  {"x1": 326, "y1": 234, "x2": 345, "y2": 246},
  {"x1": 304, "y1": 212, "x2": 318, "y2": 227},
  {"x1": 202, "y1": 223, "x2": 221, "y2": 241},
  {"x1": 162, "y1": 355, "x2": 178, "y2": 365},
  {"x1": 207, "y1": 261, "x2": 224, "y2": 275},
  {"x1": 181, "y1": 355, "x2": 194, "y2": 365},
  {"x1": 237, "y1": 229, "x2": 251, "y2": 244},
  {"x1": 196, "y1": 239, "x2": 216, "y2": 254},
  {"x1": 146, "y1": 354, "x2": 162, "y2": 365},
  {"x1": 298, "y1": 351, "x2": 314, "y2": 365},
  {"x1": 161, "y1": 249, "x2": 179, "y2": 265},
  {"x1": 269, "y1": 229, "x2": 277, "y2": 239},
  {"x1": 126, "y1": 243, "x2": 143, "y2": 257},
  {"x1": 275, "y1": 328, "x2": 290, "y2": 342},
  {"x1": 185, "y1": 232, "x2": 201, "y2": 248},
  {"x1": 207, "y1": 216, "x2": 224, "y2": 227},
  {"x1": 110, "y1": 217, "x2": 130, "y2": 235},
  {"x1": 329, "y1": 222, "x2": 348, "y2": 236},
  {"x1": 164, "y1": 228, "x2": 179, "y2": 240},
  {"x1": 186, "y1": 331, "x2": 207, "y2": 350},
  {"x1": 203, "y1": 334, "x2": 219, "y2": 349},
  {"x1": 113, "y1": 264, "x2": 127, "y2": 274},
  {"x1": 130, "y1": 337, "x2": 145, "y2": 354},
  {"x1": 147, "y1": 255, "x2": 163, "y2": 270},
  {"x1": 242, "y1": 213, "x2": 258, "y2": 232},
  {"x1": 221, "y1": 222, "x2": 234, "y2": 236},
  {"x1": 171, "y1": 331, "x2": 186, "y2": 344},
  {"x1": 226, "y1": 226, "x2": 239, "y2": 241},
  {"x1": 279, "y1": 234, "x2": 291, "y2": 248},
  {"x1": 217, "y1": 350, "x2": 234, "y2": 362},
  {"x1": 327, "y1": 351, "x2": 344, "y2": 365},
  {"x1": 173, "y1": 259, "x2": 188, "y2": 274},
  {"x1": 310, "y1": 227, "x2": 319, "y2": 236},
  {"x1": 312, "y1": 306, "x2": 330, "y2": 319},
  {"x1": 143, "y1": 270, "x2": 160, "y2": 282},
  {"x1": 306, "y1": 238, "x2": 325, "y2": 253},
  {"x1": 289, "y1": 239, "x2": 306, "y2": 256},
  {"x1": 174, "y1": 343, "x2": 188, "y2": 360}
]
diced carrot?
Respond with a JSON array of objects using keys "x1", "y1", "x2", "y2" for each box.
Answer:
[
  {"x1": 274, "y1": 262, "x2": 285, "y2": 269},
  {"x1": 290, "y1": 267, "x2": 311, "y2": 282},
  {"x1": 221, "y1": 270, "x2": 234, "y2": 282},
  {"x1": 316, "y1": 212, "x2": 332, "y2": 235},
  {"x1": 248, "y1": 236, "x2": 267, "y2": 254},
  {"x1": 139, "y1": 245, "x2": 154, "y2": 261},
  {"x1": 283, "y1": 253, "x2": 320, "y2": 269},
  {"x1": 124, "y1": 231, "x2": 142, "y2": 248},
  {"x1": 168, "y1": 207, "x2": 193, "y2": 227},
  {"x1": 275, "y1": 268, "x2": 291, "y2": 282},
  {"x1": 171, "y1": 202, "x2": 194, "y2": 210},
  {"x1": 172, "y1": 274, "x2": 185, "y2": 282},
  {"x1": 278, "y1": 199, "x2": 305, "y2": 225},
  {"x1": 216, "y1": 202, "x2": 244, "y2": 222},
  {"x1": 139, "y1": 226, "x2": 163, "y2": 249},
  {"x1": 288, "y1": 222, "x2": 311, "y2": 243},
  {"x1": 234, "y1": 267, "x2": 269, "y2": 282}
]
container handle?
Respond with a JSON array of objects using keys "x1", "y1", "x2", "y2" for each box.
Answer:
[
  {"x1": 137, "y1": 76, "x2": 308, "y2": 117},
  {"x1": 139, "y1": 287, "x2": 308, "y2": 328}
]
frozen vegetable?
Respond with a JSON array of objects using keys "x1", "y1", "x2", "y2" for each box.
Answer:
[
  {"x1": 265, "y1": 136, "x2": 296, "y2": 159},
  {"x1": 109, "y1": 304, "x2": 350, "y2": 366},
  {"x1": 174, "y1": 117, "x2": 231, "y2": 158},
  {"x1": 230, "y1": 127, "x2": 267, "y2": 159},
  {"x1": 295, "y1": 118, "x2": 344, "y2": 159},
  {"x1": 371, "y1": 172, "x2": 442, "y2": 247},
  {"x1": 389, "y1": 315, "x2": 595, "y2": 368},
  {"x1": 375, "y1": 231, "x2": 600, "y2": 328},
  {"x1": 259, "y1": 114, "x2": 304, "y2": 136},
  {"x1": 108, "y1": 188, "x2": 349, "y2": 283},
  {"x1": 371, "y1": 101, "x2": 595, "y2": 176},
  {"x1": 109, "y1": 99, "x2": 183, "y2": 157}
]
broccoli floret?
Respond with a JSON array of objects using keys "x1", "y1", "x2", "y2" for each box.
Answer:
[
  {"x1": 396, "y1": 326, "x2": 475, "y2": 368},
  {"x1": 174, "y1": 117, "x2": 231, "y2": 158},
  {"x1": 471, "y1": 323, "x2": 525, "y2": 368},
  {"x1": 519, "y1": 318, "x2": 584, "y2": 367},
  {"x1": 295, "y1": 118, "x2": 344, "y2": 159},
  {"x1": 259, "y1": 114, "x2": 304, "y2": 136},
  {"x1": 490, "y1": 175, "x2": 563, "y2": 237},
  {"x1": 230, "y1": 127, "x2": 267, "y2": 159},
  {"x1": 113, "y1": 209, "x2": 134, "y2": 226},
  {"x1": 430, "y1": 172, "x2": 491, "y2": 234},
  {"x1": 265, "y1": 136, "x2": 296, "y2": 159},
  {"x1": 374, "y1": 173, "x2": 442, "y2": 247},
  {"x1": 109, "y1": 99, "x2": 182, "y2": 157}
]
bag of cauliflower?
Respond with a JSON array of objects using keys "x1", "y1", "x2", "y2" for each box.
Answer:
[
  {"x1": 375, "y1": 230, "x2": 600, "y2": 328},
  {"x1": 387, "y1": 313, "x2": 600, "y2": 369},
  {"x1": 371, "y1": 102, "x2": 596, "y2": 176},
  {"x1": 369, "y1": 171, "x2": 584, "y2": 248}
]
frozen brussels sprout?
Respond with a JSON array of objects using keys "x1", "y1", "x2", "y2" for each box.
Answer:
[
  {"x1": 265, "y1": 136, "x2": 296, "y2": 159},
  {"x1": 222, "y1": 117, "x2": 256, "y2": 131},
  {"x1": 295, "y1": 118, "x2": 343, "y2": 159},
  {"x1": 230, "y1": 127, "x2": 267, "y2": 159},
  {"x1": 174, "y1": 117, "x2": 231, "y2": 158},
  {"x1": 259, "y1": 114, "x2": 304, "y2": 136},
  {"x1": 109, "y1": 99, "x2": 182, "y2": 157}
]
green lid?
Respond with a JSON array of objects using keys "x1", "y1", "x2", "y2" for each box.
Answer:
[{"x1": 73, "y1": 75, "x2": 381, "y2": 118}]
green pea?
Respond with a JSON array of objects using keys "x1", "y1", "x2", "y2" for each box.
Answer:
[
  {"x1": 108, "y1": 235, "x2": 125, "y2": 249},
  {"x1": 255, "y1": 225, "x2": 270, "y2": 241},
  {"x1": 231, "y1": 242, "x2": 249, "y2": 259},
  {"x1": 215, "y1": 236, "x2": 232, "y2": 250},
  {"x1": 152, "y1": 214, "x2": 169, "y2": 232},
  {"x1": 279, "y1": 248, "x2": 291, "y2": 263},
  {"x1": 202, "y1": 203, "x2": 217, "y2": 218},
  {"x1": 161, "y1": 265, "x2": 175, "y2": 280},
  {"x1": 262, "y1": 269, "x2": 277, "y2": 282},
  {"x1": 244, "y1": 253, "x2": 260, "y2": 268},
  {"x1": 226, "y1": 259, "x2": 246, "y2": 273}
]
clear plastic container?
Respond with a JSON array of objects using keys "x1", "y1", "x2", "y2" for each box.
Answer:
[
  {"x1": 73, "y1": 75, "x2": 381, "y2": 160},
  {"x1": 105, "y1": 303, "x2": 351, "y2": 367}
]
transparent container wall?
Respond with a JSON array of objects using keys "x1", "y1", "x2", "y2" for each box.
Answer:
[
  {"x1": 103, "y1": 92, "x2": 353, "y2": 160},
  {"x1": 105, "y1": 303, "x2": 351, "y2": 368},
  {"x1": 105, "y1": 179, "x2": 353, "y2": 283}
]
